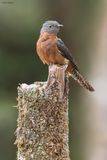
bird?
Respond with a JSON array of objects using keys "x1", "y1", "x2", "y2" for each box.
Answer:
[{"x1": 36, "y1": 20, "x2": 95, "y2": 92}]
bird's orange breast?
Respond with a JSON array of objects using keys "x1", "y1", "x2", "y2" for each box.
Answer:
[{"x1": 36, "y1": 32, "x2": 67, "y2": 65}]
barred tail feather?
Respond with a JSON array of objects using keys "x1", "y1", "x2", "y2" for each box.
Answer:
[{"x1": 71, "y1": 69, "x2": 95, "y2": 92}]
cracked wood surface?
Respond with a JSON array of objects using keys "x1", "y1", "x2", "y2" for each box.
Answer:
[{"x1": 15, "y1": 64, "x2": 70, "y2": 160}]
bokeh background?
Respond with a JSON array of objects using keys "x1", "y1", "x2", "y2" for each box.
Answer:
[{"x1": 0, "y1": 0, "x2": 107, "y2": 160}]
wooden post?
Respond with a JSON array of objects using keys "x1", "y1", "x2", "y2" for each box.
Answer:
[{"x1": 15, "y1": 64, "x2": 70, "y2": 160}]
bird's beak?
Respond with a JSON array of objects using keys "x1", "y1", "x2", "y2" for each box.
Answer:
[{"x1": 58, "y1": 24, "x2": 63, "y2": 27}]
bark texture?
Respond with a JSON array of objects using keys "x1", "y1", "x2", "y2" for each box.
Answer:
[{"x1": 15, "y1": 65, "x2": 70, "y2": 160}]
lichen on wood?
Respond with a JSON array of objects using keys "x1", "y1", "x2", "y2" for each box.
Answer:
[{"x1": 15, "y1": 64, "x2": 70, "y2": 160}]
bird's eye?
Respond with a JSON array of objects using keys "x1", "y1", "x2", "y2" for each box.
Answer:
[{"x1": 49, "y1": 25, "x2": 52, "y2": 28}]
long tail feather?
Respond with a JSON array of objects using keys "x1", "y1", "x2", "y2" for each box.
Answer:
[{"x1": 71, "y1": 69, "x2": 95, "y2": 92}]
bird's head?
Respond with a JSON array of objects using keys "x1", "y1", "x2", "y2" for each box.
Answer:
[{"x1": 40, "y1": 20, "x2": 63, "y2": 35}]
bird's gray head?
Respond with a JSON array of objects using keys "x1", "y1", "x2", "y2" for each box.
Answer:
[{"x1": 40, "y1": 20, "x2": 63, "y2": 35}]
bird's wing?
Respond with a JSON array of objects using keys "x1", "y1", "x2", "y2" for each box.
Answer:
[{"x1": 57, "y1": 38, "x2": 79, "y2": 71}]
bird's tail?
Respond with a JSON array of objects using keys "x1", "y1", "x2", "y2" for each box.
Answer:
[{"x1": 70, "y1": 69, "x2": 95, "y2": 92}]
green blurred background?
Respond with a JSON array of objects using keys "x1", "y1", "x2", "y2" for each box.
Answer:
[{"x1": 0, "y1": 0, "x2": 106, "y2": 160}]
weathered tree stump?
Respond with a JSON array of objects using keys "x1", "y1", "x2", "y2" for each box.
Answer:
[{"x1": 15, "y1": 64, "x2": 70, "y2": 160}]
